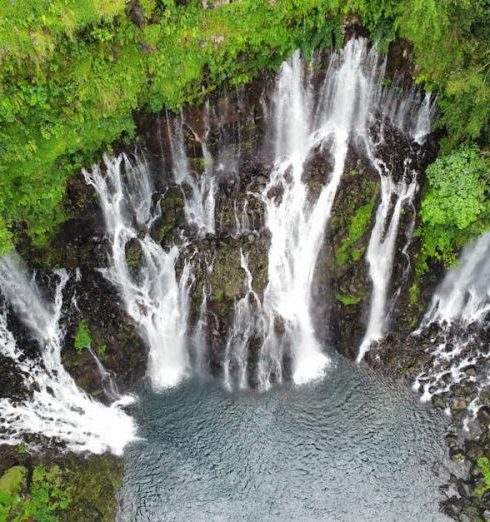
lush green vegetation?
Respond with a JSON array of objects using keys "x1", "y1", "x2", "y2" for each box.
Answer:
[
  {"x1": 74, "y1": 319, "x2": 92, "y2": 352},
  {"x1": 335, "y1": 293, "x2": 362, "y2": 306},
  {"x1": 475, "y1": 456, "x2": 490, "y2": 497},
  {"x1": 0, "y1": 0, "x2": 343, "y2": 254},
  {"x1": 417, "y1": 146, "x2": 490, "y2": 269},
  {"x1": 0, "y1": 454, "x2": 123, "y2": 522},
  {"x1": 0, "y1": 465, "x2": 70, "y2": 521},
  {"x1": 0, "y1": 0, "x2": 488, "y2": 258}
]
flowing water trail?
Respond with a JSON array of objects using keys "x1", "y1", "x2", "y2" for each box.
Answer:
[
  {"x1": 356, "y1": 69, "x2": 434, "y2": 362},
  {"x1": 357, "y1": 174, "x2": 418, "y2": 362},
  {"x1": 413, "y1": 232, "x2": 490, "y2": 424},
  {"x1": 223, "y1": 250, "x2": 261, "y2": 390},
  {"x1": 88, "y1": 347, "x2": 121, "y2": 401},
  {"x1": 84, "y1": 154, "x2": 193, "y2": 390},
  {"x1": 168, "y1": 114, "x2": 216, "y2": 236},
  {"x1": 0, "y1": 253, "x2": 136, "y2": 454},
  {"x1": 222, "y1": 39, "x2": 433, "y2": 388},
  {"x1": 191, "y1": 286, "x2": 209, "y2": 376}
]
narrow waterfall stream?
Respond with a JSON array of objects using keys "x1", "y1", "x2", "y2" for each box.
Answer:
[
  {"x1": 84, "y1": 155, "x2": 194, "y2": 390},
  {"x1": 0, "y1": 254, "x2": 136, "y2": 454},
  {"x1": 168, "y1": 113, "x2": 217, "y2": 236},
  {"x1": 413, "y1": 232, "x2": 490, "y2": 425}
]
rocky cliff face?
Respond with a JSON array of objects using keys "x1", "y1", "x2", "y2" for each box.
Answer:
[{"x1": 13, "y1": 37, "x2": 439, "y2": 398}]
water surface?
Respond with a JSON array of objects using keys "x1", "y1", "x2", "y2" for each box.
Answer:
[{"x1": 119, "y1": 355, "x2": 449, "y2": 521}]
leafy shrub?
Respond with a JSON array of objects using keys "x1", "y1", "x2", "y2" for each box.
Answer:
[
  {"x1": 418, "y1": 146, "x2": 490, "y2": 269},
  {"x1": 0, "y1": 466, "x2": 26, "y2": 521},
  {"x1": 21, "y1": 467, "x2": 71, "y2": 522},
  {"x1": 335, "y1": 294, "x2": 362, "y2": 306},
  {"x1": 0, "y1": 465, "x2": 70, "y2": 522}
]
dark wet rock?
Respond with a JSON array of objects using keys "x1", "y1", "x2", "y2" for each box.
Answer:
[
  {"x1": 385, "y1": 38, "x2": 415, "y2": 87},
  {"x1": 61, "y1": 270, "x2": 147, "y2": 399},
  {"x1": 126, "y1": 0, "x2": 146, "y2": 28},
  {"x1": 370, "y1": 316, "x2": 490, "y2": 519},
  {"x1": 320, "y1": 151, "x2": 379, "y2": 358},
  {"x1": 449, "y1": 447, "x2": 466, "y2": 463},
  {"x1": 0, "y1": 354, "x2": 28, "y2": 402}
]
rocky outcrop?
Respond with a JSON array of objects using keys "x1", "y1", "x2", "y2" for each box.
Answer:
[
  {"x1": 367, "y1": 323, "x2": 490, "y2": 520},
  {"x1": 0, "y1": 445, "x2": 124, "y2": 521}
]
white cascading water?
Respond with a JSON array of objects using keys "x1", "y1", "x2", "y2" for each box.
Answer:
[
  {"x1": 233, "y1": 200, "x2": 252, "y2": 238},
  {"x1": 84, "y1": 154, "x2": 193, "y2": 390},
  {"x1": 356, "y1": 65, "x2": 435, "y2": 363},
  {"x1": 88, "y1": 347, "x2": 121, "y2": 401},
  {"x1": 85, "y1": 38, "x2": 435, "y2": 391},
  {"x1": 223, "y1": 250, "x2": 261, "y2": 390},
  {"x1": 0, "y1": 253, "x2": 136, "y2": 454},
  {"x1": 222, "y1": 39, "x2": 434, "y2": 388},
  {"x1": 191, "y1": 286, "x2": 209, "y2": 375},
  {"x1": 413, "y1": 232, "x2": 490, "y2": 423},
  {"x1": 255, "y1": 40, "x2": 383, "y2": 388},
  {"x1": 382, "y1": 88, "x2": 435, "y2": 145},
  {"x1": 168, "y1": 114, "x2": 216, "y2": 236},
  {"x1": 423, "y1": 232, "x2": 490, "y2": 325},
  {"x1": 356, "y1": 173, "x2": 418, "y2": 362}
]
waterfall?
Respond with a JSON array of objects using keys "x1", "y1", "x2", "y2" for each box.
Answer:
[
  {"x1": 356, "y1": 66, "x2": 434, "y2": 362},
  {"x1": 88, "y1": 347, "x2": 121, "y2": 401},
  {"x1": 233, "y1": 200, "x2": 252, "y2": 237},
  {"x1": 191, "y1": 287, "x2": 209, "y2": 376},
  {"x1": 85, "y1": 38, "x2": 435, "y2": 390},
  {"x1": 413, "y1": 232, "x2": 490, "y2": 423},
  {"x1": 168, "y1": 114, "x2": 216, "y2": 236},
  {"x1": 357, "y1": 174, "x2": 418, "y2": 362},
  {"x1": 223, "y1": 250, "x2": 261, "y2": 390},
  {"x1": 0, "y1": 253, "x2": 136, "y2": 455},
  {"x1": 223, "y1": 39, "x2": 434, "y2": 388},
  {"x1": 423, "y1": 232, "x2": 490, "y2": 325},
  {"x1": 84, "y1": 154, "x2": 193, "y2": 390}
]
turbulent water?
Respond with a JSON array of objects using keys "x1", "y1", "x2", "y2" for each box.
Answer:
[
  {"x1": 0, "y1": 254, "x2": 136, "y2": 454},
  {"x1": 118, "y1": 356, "x2": 450, "y2": 521}
]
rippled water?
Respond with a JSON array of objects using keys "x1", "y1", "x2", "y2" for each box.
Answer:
[{"x1": 118, "y1": 355, "x2": 450, "y2": 521}]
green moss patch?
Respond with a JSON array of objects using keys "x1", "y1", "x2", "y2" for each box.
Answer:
[
  {"x1": 475, "y1": 456, "x2": 490, "y2": 497},
  {"x1": 335, "y1": 196, "x2": 376, "y2": 267},
  {"x1": 335, "y1": 293, "x2": 362, "y2": 306},
  {"x1": 74, "y1": 320, "x2": 92, "y2": 352}
]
